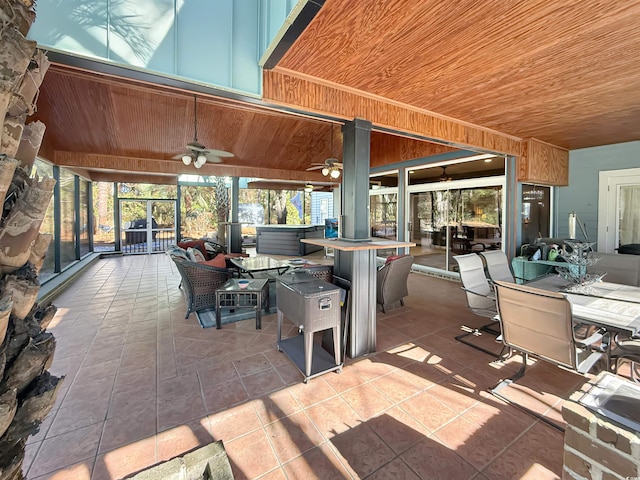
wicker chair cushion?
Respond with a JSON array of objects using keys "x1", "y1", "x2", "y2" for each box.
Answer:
[
  {"x1": 200, "y1": 253, "x2": 227, "y2": 268},
  {"x1": 166, "y1": 245, "x2": 190, "y2": 260},
  {"x1": 179, "y1": 239, "x2": 207, "y2": 254},
  {"x1": 187, "y1": 247, "x2": 206, "y2": 263}
]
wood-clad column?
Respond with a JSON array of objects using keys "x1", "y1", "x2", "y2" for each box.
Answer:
[{"x1": 334, "y1": 118, "x2": 377, "y2": 358}]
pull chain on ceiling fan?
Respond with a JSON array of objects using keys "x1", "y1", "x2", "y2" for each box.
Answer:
[
  {"x1": 174, "y1": 95, "x2": 234, "y2": 168},
  {"x1": 306, "y1": 123, "x2": 343, "y2": 178},
  {"x1": 182, "y1": 96, "x2": 206, "y2": 167}
]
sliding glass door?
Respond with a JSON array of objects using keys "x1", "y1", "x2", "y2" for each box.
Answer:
[{"x1": 408, "y1": 180, "x2": 504, "y2": 272}]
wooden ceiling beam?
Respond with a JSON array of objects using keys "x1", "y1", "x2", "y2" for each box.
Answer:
[
  {"x1": 264, "y1": 69, "x2": 524, "y2": 157},
  {"x1": 53, "y1": 151, "x2": 327, "y2": 182},
  {"x1": 90, "y1": 171, "x2": 178, "y2": 185}
]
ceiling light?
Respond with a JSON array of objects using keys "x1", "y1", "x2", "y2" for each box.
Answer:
[
  {"x1": 194, "y1": 155, "x2": 207, "y2": 168},
  {"x1": 321, "y1": 167, "x2": 329, "y2": 176},
  {"x1": 304, "y1": 184, "x2": 314, "y2": 193},
  {"x1": 330, "y1": 168, "x2": 341, "y2": 179},
  {"x1": 484, "y1": 158, "x2": 492, "y2": 163},
  {"x1": 182, "y1": 154, "x2": 192, "y2": 165}
]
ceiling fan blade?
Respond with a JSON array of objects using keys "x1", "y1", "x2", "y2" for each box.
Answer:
[
  {"x1": 205, "y1": 154, "x2": 223, "y2": 163},
  {"x1": 202, "y1": 149, "x2": 234, "y2": 158},
  {"x1": 187, "y1": 142, "x2": 206, "y2": 152},
  {"x1": 306, "y1": 166, "x2": 324, "y2": 171}
]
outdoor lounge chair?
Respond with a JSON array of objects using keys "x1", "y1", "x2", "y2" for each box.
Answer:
[
  {"x1": 376, "y1": 254, "x2": 414, "y2": 313},
  {"x1": 490, "y1": 280, "x2": 604, "y2": 430},
  {"x1": 479, "y1": 250, "x2": 515, "y2": 283},
  {"x1": 453, "y1": 253, "x2": 502, "y2": 357},
  {"x1": 610, "y1": 335, "x2": 640, "y2": 382},
  {"x1": 171, "y1": 256, "x2": 231, "y2": 319}
]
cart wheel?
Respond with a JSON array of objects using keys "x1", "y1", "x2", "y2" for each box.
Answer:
[
  {"x1": 336, "y1": 367, "x2": 342, "y2": 374},
  {"x1": 304, "y1": 378, "x2": 309, "y2": 384},
  {"x1": 277, "y1": 345, "x2": 282, "y2": 352}
]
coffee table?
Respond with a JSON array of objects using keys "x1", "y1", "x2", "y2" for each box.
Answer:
[
  {"x1": 215, "y1": 278, "x2": 270, "y2": 329},
  {"x1": 229, "y1": 256, "x2": 289, "y2": 278}
]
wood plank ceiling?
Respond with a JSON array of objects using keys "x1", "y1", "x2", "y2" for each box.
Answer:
[
  {"x1": 273, "y1": 0, "x2": 640, "y2": 150},
  {"x1": 32, "y1": 0, "x2": 640, "y2": 183},
  {"x1": 33, "y1": 66, "x2": 455, "y2": 183}
]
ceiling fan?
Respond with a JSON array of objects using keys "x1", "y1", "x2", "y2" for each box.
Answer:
[
  {"x1": 439, "y1": 166, "x2": 453, "y2": 182},
  {"x1": 174, "y1": 95, "x2": 234, "y2": 168},
  {"x1": 306, "y1": 125, "x2": 343, "y2": 178}
]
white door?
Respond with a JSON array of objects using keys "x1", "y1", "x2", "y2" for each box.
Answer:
[{"x1": 598, "y1": 169, "x2": 640, "y2": 253}]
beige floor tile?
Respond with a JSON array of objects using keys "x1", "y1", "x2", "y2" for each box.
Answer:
[
  {"x1": 26, "y1": 255, "x2": 572, "y2": 480},
  {"x1": 281, "y1": 443, "x2": 352, "y2": 480},
  {"x1": 264, "y1": 411, "x2": 324, "y2": 463}
]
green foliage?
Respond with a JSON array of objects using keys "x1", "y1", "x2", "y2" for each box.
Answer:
[
  {"x1": 181, "y1": 185, "x2": 217, "y2": 238},
  {"x1": 286, "y1": 201, "x2": 302, "y2": 224}
]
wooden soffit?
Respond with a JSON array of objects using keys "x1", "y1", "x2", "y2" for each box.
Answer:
[
  {"x1": 53, "y1": 151, "x2": 326, "y2": 183},
  {"x1": 263, "y1": 69, "x2": 523, "y2": 157}
]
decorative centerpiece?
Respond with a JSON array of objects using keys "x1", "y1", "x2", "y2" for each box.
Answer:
[{"x1": 556, "y1": 241, "x2": 604, "y2": 291}]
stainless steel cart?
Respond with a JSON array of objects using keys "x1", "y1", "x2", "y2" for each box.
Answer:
[{"x1": 276, "y1": 275, "x2": 342, "y2": 383}]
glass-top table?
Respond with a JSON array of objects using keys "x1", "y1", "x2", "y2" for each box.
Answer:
[{"x1": 229, "y1": 256, "x2": 290, "y2": 278}]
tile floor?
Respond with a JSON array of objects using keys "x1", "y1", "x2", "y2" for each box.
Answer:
[{"x1": 23, "y1": 254, "x2": 597, "y2": 479}]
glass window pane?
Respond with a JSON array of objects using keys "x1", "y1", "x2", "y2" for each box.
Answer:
[
  {"x1": 370, "y1": 172, "x2": 398, "y2": 189},
  {"x1": 34, "y1": 159, "x2": 55, "y2": 282},
  {"x1": 60, "y1": 170, "x2": 76, "y2": 269},
  {"x1": 79, "y1": 179, "x2": 90, "y2": 257},
  {"x1": 618, "y1": 185, "x2": 640, "y2": 246},
  {"x1": 93, "y1": 182, "x2": 115, "y2": 251},
  {"x1": 370, "y1": 194, "x2": 397, "y2": 240},
  {"x1": 118, "y1": 183, "x2": 177, "y2": 199},
  {"x1": 408, "y1": 157, "x2": 505, "y2": 186},
  {"x1": 410, "y1": 186, "x2": 503, "y2": 272},
  {"x1": 521, "y1": 185, "x2": 551, "y2": 246},
  {"x1": 180, "y1": 184, "x2": 216, "y2": 239}
]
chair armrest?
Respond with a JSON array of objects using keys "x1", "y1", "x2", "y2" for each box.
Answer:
[
  {"x1": 576, "y1": 329, "x2": 604, "y2": 348},
  {"x1": 461, "y1": 287, "x2": 495, "y2": 300}
]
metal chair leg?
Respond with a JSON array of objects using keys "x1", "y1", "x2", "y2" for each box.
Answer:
[{"x1": 488, "y1": 352, "x2": 565, "y2": 432}]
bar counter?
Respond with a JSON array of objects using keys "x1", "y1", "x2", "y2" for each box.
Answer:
[{"x1": 301, "y1": 237, "x2": 415, "y2": 358}]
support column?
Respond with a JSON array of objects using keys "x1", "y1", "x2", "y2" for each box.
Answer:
[
  {"x1": 333, "y1": 118, "x2": 376, "y2": 358},
  {"x1": 229, "y1": 177, "x2": 242, "y2": 253},
  {"x1": 341, "y1": 118, "x2": 372, "y2": 241}
]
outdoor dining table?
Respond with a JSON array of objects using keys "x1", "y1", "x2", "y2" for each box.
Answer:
[{"x1": 526, "y1": 274, "x2": 640, "y2": 337}]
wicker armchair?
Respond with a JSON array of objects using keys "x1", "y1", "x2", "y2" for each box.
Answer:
[{"x1": 171, "y1": 257, "x2": 231, "y2": 318}]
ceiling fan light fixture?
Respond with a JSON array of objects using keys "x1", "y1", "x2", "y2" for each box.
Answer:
[
  {"x1": 330, "y1": 168, "x2": 341, "y2": 179},
  {"x1": 321, "y1": 167, "x2": 329, "y2": 176},
  {"x1": 304, "y1": 184, "x2": 314, "y2": 193},
  {"x1": 439, "y1": 166, "x2": 452, "y2": 182},
  {"x1": 182, "y1": 154, "x2": 192, "y2": 165},
  {"x1": 194, "y1": 155, "x2": 207, "y2": 168}
]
